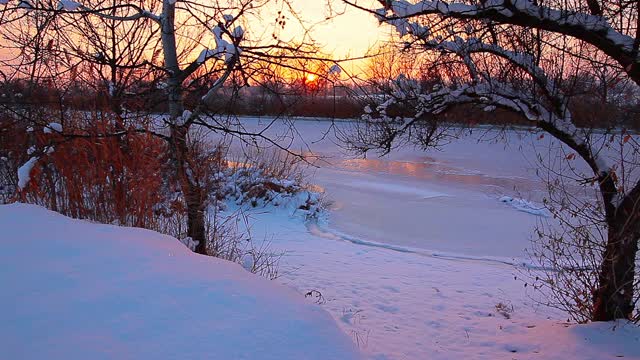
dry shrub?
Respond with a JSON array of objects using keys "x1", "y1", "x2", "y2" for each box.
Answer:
[
  {"x1": 16, "y1": 111, "x2": 172, "y2": 229},
  {"x1": 527, "y1": 174, "x2": 640, "y2": 323},
  {"x1": 3, "y1": 112, "x2": 310, "y2": 279},
  {"x1": 229, "y1": 146, "x2": 306, "y2": 185},
  {"x1": 223, "y1": 146, "x2": 327, "y2": 215},
  {"x1": 527, "y1": 187, "x2": 609, "y2": 323},
  {"x1": 207, "y1": 204, "x2": 282, "y2": 280}
]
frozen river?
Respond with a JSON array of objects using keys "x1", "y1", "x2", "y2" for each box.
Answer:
[
  {"x1": 218, "y1": 117, "x2": 637, "y2": 360},
  {"x1": 231, "y1": 117, "x2": 555, "y2": 261}
]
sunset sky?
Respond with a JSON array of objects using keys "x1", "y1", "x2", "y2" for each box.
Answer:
[
  {"x1": 0, "y1": 0, "x2": 390, "y2": 77},
  {"x1": 263, "y1": 0, "x2": 391, "y2": 73},
  {"x1": 287, "y1": 1, "x2": 385, "y2": 57}
]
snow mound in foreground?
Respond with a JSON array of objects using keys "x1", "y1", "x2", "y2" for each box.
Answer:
[{"x1": 0, "y1": 203, "x2": 361, "y2": 360}]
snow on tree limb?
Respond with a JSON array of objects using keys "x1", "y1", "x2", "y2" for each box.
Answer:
[
  {"x1": 421, "y1": 37, "x2": 568, "y2": 119},
  {"x1": 57, "y1": 0, "x2": 81, "y2": 11},
  {"x1": 6, "y1": 0, "x2": 162, "y2": 22},
  {"x1": 361, "y1": 41, "x2": 612, "y2": 177},
  {"x1": 352, "y1": 0, "x2": 624, "y2": 176},
  {"x1": 44, "y1": 122, "x2": 63, "y2": 134},
  {"x1": 329, "y1": 64, "x2": 342, "y2": 75},
  {"x1": 364, "y1": 72, "x2": 614, "y2": 182},
  {"x1": 17, "y1": 156, "x2": 38, "y2": 190},
  {"x1": 384, "y1": 0, "x2": 635, "y2": 51},
  {"x1": 348, "y1": 0, "x2": 640, "y2": 84},
  {"x1": 17, "y1": 144, "x2": 57, "y2": 190}
]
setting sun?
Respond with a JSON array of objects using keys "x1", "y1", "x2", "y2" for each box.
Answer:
[{"x1": 306, "y1": 73, "x2": 318, "y2": 82}]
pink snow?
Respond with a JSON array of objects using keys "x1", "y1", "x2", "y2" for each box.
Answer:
[{"x1": 0, "y1": 203, "x2": 362, "y2": 360}]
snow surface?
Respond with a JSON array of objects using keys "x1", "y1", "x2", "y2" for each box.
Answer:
[
  {"x1": 245, "y1": 203, "x2": 640, "y2": 360},
  {"x1": 499, "y1": 196, "x2": 551, "y2": 217},
  {"x1": 0, "y1": 203, "x2": 362, "y2": 360},
  {"x1": 213, "y1": 117, "x2": 640, "y2": 359},
  {"x1": 6, "y1": 116, "x2": 640, "y2": 360},
  {"x1": 221, "y1": 118, "x2": 552, "y2": 259}
]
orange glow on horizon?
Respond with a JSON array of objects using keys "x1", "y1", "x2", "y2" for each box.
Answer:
[{"x1": 0, "y1": 1, "x2": 390, "y2": 79}]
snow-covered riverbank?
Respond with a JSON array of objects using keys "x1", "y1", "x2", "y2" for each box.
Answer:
[
  {"x1": 222, "y1": 117, "x2": 640, "y2": 359},
  {"x1": 4, "y1": 117, "x2": 639, "y2": 360},
  {"x1": 0, "y1": 204, "x2": 361, "y2": 360},
  {"x1": 248, "y1": 204, "x2": 639, "y2": 360}
]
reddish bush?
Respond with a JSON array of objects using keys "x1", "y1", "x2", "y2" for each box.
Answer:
[{"x1": 16, "y1": 111, "x2": 171, "y2": 228}]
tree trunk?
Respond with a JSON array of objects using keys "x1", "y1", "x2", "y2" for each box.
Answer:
[
  {"x1": 184, "y1": 186, "x2": 207, "y2": 255},
  {"x1": 171, "y1": 125, "x2": 208, "y2": 255},
  {"x1": 160, "y1": 0, "x2": 208, "y2": 255},
  {"x1": 592, "y1": 220, "x2": 639, "y2": 321}
]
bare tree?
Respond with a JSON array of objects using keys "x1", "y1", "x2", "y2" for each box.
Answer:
[
  {"x1": 342, "y1": 0, "x2": 640, "y2": 322},
  {"x1": 0, "y1": 0, "x2": 330, "y2": 255}
]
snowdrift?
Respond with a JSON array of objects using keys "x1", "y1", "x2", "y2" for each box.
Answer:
[{"x1": 0, "y1": 203, "x2": 361, "y2": 360}]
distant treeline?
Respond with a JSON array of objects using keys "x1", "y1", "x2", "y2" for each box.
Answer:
[{"x1": 1, "y1": 80, "x2": 638, "y2": 130}]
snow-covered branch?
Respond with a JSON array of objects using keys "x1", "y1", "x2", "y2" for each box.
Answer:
[
  {"x1": 6, "y1": 0, "x2": 162, "y2": 22},
  {"x1": 347, "y1": 0, "x2": 629, "y2": 191},
  {"x1": 364, "y1": 12, "x2": 598, "y2": 166},
  {"x1": 182, "y1": 22, "x2": 244, "y2": 80},
  {"x1": 422, "y1": 36, "x2": 569, "y2": 120},
  {"x1": 173, "y1": 18, "x2": 243, "y2": 127},
  {"x1": 349, "y1": 0, "x2": 640, "y2": 84},
  {"x1": 361, "y1": 73, "x2": 617, "y2": 211}
]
